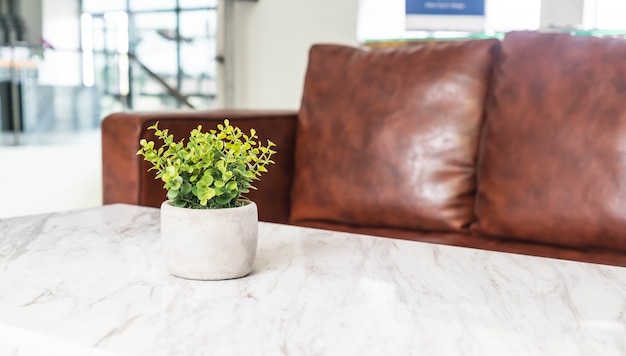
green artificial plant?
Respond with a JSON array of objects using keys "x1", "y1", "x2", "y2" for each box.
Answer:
[{"x1": 137, "y1": 119, "x2": 276, "y2": 209}]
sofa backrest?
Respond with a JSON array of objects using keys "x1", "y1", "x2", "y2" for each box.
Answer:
[
  {"x1": 289, "y1": 39, "x2": 499, "y2": 233},
  {"x1": 289, "y1": 31, "x2": 626, "y2": 253},
  {"x1": 473, "y1": 31, "x2": 626, "y2": 252}
]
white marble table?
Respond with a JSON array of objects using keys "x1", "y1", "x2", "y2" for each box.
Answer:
[{"x1": 0, "y1": 204, "x2": 625, "y2": 355}]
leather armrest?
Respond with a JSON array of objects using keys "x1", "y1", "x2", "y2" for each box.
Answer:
[{"x1": 102, "y1": 109, "x2": 298, "y2": 224}]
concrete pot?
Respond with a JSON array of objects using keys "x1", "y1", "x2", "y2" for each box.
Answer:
[{"x1": 160, "y1": 200, "x2": 258, "y2": 280}]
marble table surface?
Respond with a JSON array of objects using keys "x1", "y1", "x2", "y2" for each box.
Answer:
[{"x1": 0, "y1": 204, "x2": 625, "y2": 355}]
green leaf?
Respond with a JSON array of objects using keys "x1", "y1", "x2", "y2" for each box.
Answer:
[
  {"x1": 172, "y1": 199, "x2": 186, "y2": 208},
  {"x1": 167, "y1": 189, "x2": 179, "y2": 199},
  {"x1": 181, "y1": 183, "x2": 192, "y2": 195},
  {"x1": 204, "y1": 187, "x2": 216, "y2": 200},
  {"x1": 201, "y1": 172, "x2": 214, "y2": 186},
  {"x1": 216, "y1": 195, "x2": 233, "y2": 205},
  {"x1": 226, "y1": 181, "x2": 237, "y2": 191},
  {"x1": 169, "y1": 176, "x2": 183, "y2": 190}
]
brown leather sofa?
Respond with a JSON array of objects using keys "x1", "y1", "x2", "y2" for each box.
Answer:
[{"x1": 102, "y1": 31, "x2": 626, "y2": 267}]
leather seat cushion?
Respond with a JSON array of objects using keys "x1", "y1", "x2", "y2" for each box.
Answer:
[
  {"x1": 474, "y1": 31, "x2": 626, "y2": 252},
  {"x1": 291, "y1": 40, "x2": 498, "y2": 233}
]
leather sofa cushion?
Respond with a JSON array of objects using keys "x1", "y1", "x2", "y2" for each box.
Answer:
[
  {"x1": 474, "y1": 31, "x2": 626, "y2": 252},
  {"x1": 290, "y1": 40, "x2": 498, "y2": 233}
]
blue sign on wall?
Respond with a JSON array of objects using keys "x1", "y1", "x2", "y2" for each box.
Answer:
[{"x1": 406, "y1": 0, "x2": 485, "y2": 16}]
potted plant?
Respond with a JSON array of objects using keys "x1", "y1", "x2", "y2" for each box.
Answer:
[{"x1": 137, "y1": 119, "x2": 276, "y2": 280}]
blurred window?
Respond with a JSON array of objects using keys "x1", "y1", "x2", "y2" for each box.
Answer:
[{"x1": 594, "y1": 0, "x2": 626, "y2": 29}]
